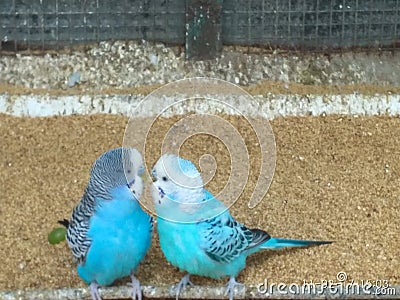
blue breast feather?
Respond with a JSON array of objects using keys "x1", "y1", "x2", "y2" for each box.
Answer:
[
  {"x1": 157, "y1": 189, "x2": 249, "y2": 279},
  {"x1": 78, "y1": 186, "x2": 152, "y2": 285}
]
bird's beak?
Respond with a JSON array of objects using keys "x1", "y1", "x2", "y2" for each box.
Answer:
[{"x1": 151, "y1": 174, "x2": 157, "y2": 182}]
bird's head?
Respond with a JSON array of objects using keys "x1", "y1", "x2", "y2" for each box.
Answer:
[
  {"x1": 151, "y1": 154, "x2": 228, "y2": 223},
  {"x1": 151, "y1": 154, "x2": 205, "y2": 210},
  {"x1": 88, "y1": 147, "x2": 144, "y2": 201}
]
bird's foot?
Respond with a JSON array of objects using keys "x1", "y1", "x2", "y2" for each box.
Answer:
[
  {"x1": 174, "y1": 274, "x2": 194, "y2": 300},
  {"x1": 225, "y1": 276, "x2": 244, "y2": 300},
  {"x1": 128, "y1": 274, "x2": 142, "y2": 300},
  {"x1": 90, "y1": 281, "x2": 102, "y2": 300}
]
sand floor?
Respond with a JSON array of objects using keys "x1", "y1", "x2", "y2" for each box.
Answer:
[{"x1": 0, "y1": 113, "x2": 399, "y2": 291}]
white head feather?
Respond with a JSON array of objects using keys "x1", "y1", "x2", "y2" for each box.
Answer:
[{"x1": 151, "y1": 154, "x2": 225, "y2": 222}]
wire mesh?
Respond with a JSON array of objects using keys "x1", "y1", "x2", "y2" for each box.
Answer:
[
  {"x1": 222, "y1": 0, "x2": 400, "y2": 49},
  {"x1": 0, "y1": 0, "x2": 186, "y2": 51},
  {"x1": 0, "y1": 0, "x2": 399, "y2": 52}
]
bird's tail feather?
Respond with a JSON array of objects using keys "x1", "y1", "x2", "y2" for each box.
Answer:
[
  {"x1": 58, "y1": 219, "x2": 70, "y2": 228},
  {"x1": 260, "y1": 237, "x2": 332, "y2": 250}
]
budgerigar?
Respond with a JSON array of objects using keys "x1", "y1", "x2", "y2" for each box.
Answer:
[
  {"x1": 62, "y1": 148, "x2": 153, "y2": 300},
  {"x1": 151, "y1": 154, "x2": 331, "y2": 300}
]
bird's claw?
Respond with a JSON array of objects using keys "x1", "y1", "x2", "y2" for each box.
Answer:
[
  {"x1": 175, "y1": 274, "x2": 194, "y2": 300},
  {"x1": 128, "y1": 274, "x2": 142, "y2": 300},
  {"x1": 225, "y1": 277, "x2": 244, "y2": 300},
  {"x1": 90, "y1": 281, "x2": 102, "y2": 300}
]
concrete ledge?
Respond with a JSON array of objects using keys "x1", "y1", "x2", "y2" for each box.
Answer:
[{"x1": 1, "y1": 284, "x2": 399, "y2": 299}]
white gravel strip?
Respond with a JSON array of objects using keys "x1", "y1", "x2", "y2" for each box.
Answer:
[{"x1": 1, "y1": 93, "x2": 399, "y2": 119}]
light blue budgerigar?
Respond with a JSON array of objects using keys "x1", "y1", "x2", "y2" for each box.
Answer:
[
  {"x1": 61, "y1": 148, "x2": 153, "y2": 300},
  {"x1": 151, "y1": 154, "x2": 332, "y2": 300}
]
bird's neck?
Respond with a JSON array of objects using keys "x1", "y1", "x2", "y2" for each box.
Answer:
[
  {"x1": 175, "y1": 188, "x2": 204, "y2": 203},
  {"x1": 97, "y1": 185, "x2": 140, "y2": 216}
]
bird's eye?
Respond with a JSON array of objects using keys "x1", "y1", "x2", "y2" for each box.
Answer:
[
  {"x1": 162, "y1": 176, "x2": 168, "y2": 182},
  {"x1": 127, "y1": 169, "x2": 131, "y2": 174}
]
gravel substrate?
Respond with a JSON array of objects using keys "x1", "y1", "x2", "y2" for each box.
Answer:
[
  {"x1": 1, "y1": 41, "x2": 400, "y2": 91},
  {"x1": 0, "y1": 114, "x2": 399, "y2": 298}
]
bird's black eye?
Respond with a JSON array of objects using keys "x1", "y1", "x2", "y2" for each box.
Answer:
[
  {"x1": 127, "y1": 169, "x2": 131, "y2": 174},
  {"x1": 162, "y1": 176, "x2": 168, "y2": 181}
]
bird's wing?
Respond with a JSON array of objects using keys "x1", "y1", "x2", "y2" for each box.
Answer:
[
  {"x1": 198, "y1": 210, "x2": 271, "y2": 264},
  {"x1": 66, "y1": 196, "x2": 95, "y2": 264}
]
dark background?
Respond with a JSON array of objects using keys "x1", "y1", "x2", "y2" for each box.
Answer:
[{"x1": 0, "y1": 0, "x2": 399, "y2": 51}]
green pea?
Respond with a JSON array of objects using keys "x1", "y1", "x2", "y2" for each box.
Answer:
[{"x1": 48, "y1": 227, "x2": 67, "y2": 245}]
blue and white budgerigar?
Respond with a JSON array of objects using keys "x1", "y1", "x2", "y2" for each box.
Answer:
[
  {"x1": 62, "y1": 148, "x2": 153, "y2": 300},
  {"x1": 151, "y1": 154, "x2": 331, "y2": 300}
]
